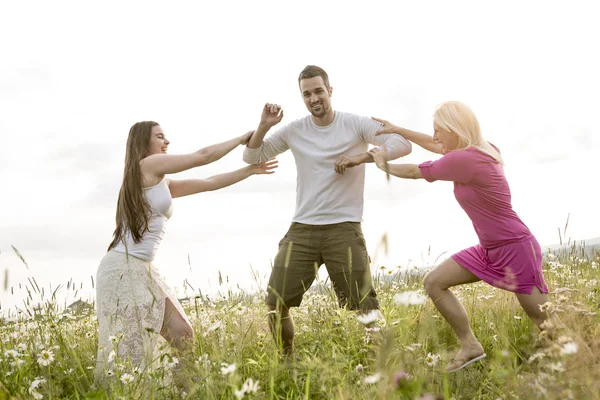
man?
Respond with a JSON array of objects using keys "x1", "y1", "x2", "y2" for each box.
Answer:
[{"x1": 243, "y1": 65, "x2": 411, "y2": 357}]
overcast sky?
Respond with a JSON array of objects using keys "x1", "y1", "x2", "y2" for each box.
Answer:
[{"x1": 1, "y1": 0, "x2": 598, "y2": 316}]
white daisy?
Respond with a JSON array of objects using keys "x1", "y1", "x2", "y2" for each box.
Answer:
[
  {"x1": 394, "y1": 291, "x2": 427, "y2": 306},
  {"x1": 120, "y1": 373, "x2": 135, "y2": 384},
  {"x1": 37, "y1": 350, "x2": 55, "y2": 366},
  {"x1": 221, "y1": 363, "x2": 236, "y2": 376}
]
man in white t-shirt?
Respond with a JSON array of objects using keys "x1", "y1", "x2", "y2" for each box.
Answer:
[{"x1": 243, "y1": 65, "x2": 411, "y2": 357}]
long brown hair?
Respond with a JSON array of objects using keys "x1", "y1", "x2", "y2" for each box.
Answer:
[{"x1": 107, "y1": 121, "x2": 159, "y2": 251}]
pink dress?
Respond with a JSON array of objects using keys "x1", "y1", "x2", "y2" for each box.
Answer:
[{"x1": 419, "y1": 147, "x2": 548, "y2": 294}]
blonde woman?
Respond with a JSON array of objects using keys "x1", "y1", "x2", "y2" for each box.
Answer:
[
  {"x1": 94, "y1": 121, "x2": 277, "y2": 386},
  {"x1": 368, "y1": 102, "x2": 549, "y2": 373}
]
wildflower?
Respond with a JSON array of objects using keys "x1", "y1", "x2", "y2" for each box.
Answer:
[
  {"x1": 531, "y1": 380, "x2": 547, "y2": 397},
  {"x1": 355, "y1": 364, "x2": 363, "y2": 373},
  {"x1": 37, "y1": 350, "x2": 55, "y2": 366},
  {"x1": 162, "y1": 356, "x2": 179, "y2": 369},
  {"x1": 221, "y1": 363, "x2": 236, "y2": 376},
  {"x1": 513, "y1": 315, "x2": 522, "y2": 320},
  {"x1": 557, "y1": 336, "x2": 573, "y2": 344},
  {"x1": 109, "y1": 336, "x2": 118, "y2": 344},
  {"x1": 30, "y1": 392, "x2": 43, "y2": 400},
  {"x1": 363, "y1": 372, "x2": 381, "y2": 384},
  {"x1": 528, "y1": 352, "x2": 545, "y2": 363},
  {"x1": 106, "y1": 370, "x2": 114, "y2": 377},
  {"x1": 4, "y1": 349, "x2": 19, "y2": 359},
  {"x1": 405, "y1": 343, "x2": 422, "y2": 353},
  {"x1": 393, "y1": 370, "x2": 409, "y2": 388},
  {"x1": 107, "y1": 350, "x2": 116, "y2": 363},
  {"x1": 235, "y1": 304, "x2": 247, "y2": 315},
  {"x1": 538, "y1": 302, "x2": 554, "y2": 313},
  {"x1": 540, "y1": 319, "x2": 554, "y2": 331},
  {"x1": 560, "y1": 342, "x2": 578, "y2": 355},
  {"x1": 120, "y1": 373, "x2": 135, "y2": 384},
  {"x1": 546, "y1": 343, "x2": 563, "y2": 358},
  {"x1": 203, "y1": 320, "x2": 222, "y2": 337},
  {"x1": 234, "y1": 389, "x2": 246, "y2": 399},
  {"x1": 547, "y1": 362, "x2": 565, "y2": 373},
  {"x1": 11, "y1": 357, "x2": 25, "y2": 367},
  {"x1": 17, "y1": 343, "x2": 26, "y2": 352},
  {"x1": 425, "y1": 352, "x2": 441, "y2": 367},
  {"x1": 356, "y1": 310, "x2": 383, "y2": 325},
  {"x1": 242, "y1": 378, "x2": 260, "y2": 393},
  {"x1": 394, "y1": 291, "x2": 427, "y2": 306},
  {"x1": 197, "y1": 354, "x2": 210, "y2": 367},
  {"x1": 29, "y1": 377, "x2": 46, "y2": 392},
  {"x1": 561, "y1": 389, "x2": 575, "y2": 399}
]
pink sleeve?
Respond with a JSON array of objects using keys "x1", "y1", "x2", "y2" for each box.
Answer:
[{"x1": 418, "y1": 150, "x2": 476, "y2": 183}]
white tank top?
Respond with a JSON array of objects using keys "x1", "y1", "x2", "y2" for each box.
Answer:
[{"x1": 112, "y1": 177, "x2": 173, "y2": 261}]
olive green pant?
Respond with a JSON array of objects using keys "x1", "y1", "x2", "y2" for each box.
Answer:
[{"x1": 266, "y1": 222, "x2": 379, "y2": 310}]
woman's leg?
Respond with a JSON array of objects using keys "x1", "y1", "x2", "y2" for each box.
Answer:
[
  {"x1": 423, "y1": 257, "x2": 485, "y2": 371},
  {"x1": 514, "y1": 286, "x2": 550, "y2": 329},
  {"x1": 161, "y1": 298, "x2": 195, "y2": 389},
  {"x1": 161, "y1": 298, "x2": 194, "y2": 349}
]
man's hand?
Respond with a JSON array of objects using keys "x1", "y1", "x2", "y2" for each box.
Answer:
[
  {"x1": 250, "y1": 158, "x2": 279, "y2": 175},
  {"x1": 367, "y1": 147, "x2": 388, "y2": 170},
  {"x1": 334, "y1": 154, "x2": 364, "y2": 175},
  {"x1": 260, "y1": 103, "x2": 284, "y2": 129}
]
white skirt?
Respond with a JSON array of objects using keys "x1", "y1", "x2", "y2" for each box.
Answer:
[{"x1": 94, "y1": 250, "x2": 191, "y2": 383}]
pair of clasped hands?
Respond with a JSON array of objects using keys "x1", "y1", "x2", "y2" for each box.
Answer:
[{"x1": 257, "y1": 103, "x2": 393, "y2": 174}]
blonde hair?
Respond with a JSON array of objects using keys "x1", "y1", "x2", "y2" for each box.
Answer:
[{"x1": 433, "y1": 101, "x2": 503, "y2": 165}]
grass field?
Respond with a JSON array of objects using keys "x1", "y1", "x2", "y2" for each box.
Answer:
[{"x1": 0, "y1": 246, "x2": 598, "y2": 399}]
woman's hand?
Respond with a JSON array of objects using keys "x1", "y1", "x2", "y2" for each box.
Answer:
[
  {"x1": 372, "y1": 117, "x2": 400, "y2": 136},
  {"x1": 368, "y1": 147, "x2": 388, "y2": 170},
  {"x1": 239, "y1": 130, "x2": 255, "y2": 146},
  {"x1": 250, "y1": 158, "x2": 278, "y2": 175}
]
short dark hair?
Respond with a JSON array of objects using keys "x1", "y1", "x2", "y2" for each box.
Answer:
[{"x1": 298, "y1": 65, "x2": 330, "y2": 89}]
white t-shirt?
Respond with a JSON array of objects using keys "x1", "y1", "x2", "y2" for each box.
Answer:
[{"x1": 243, "y1": 112, "x2": 411, "y2": 224}]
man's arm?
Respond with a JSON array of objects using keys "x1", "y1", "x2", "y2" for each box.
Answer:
[
  {"x1": 243, "y1": 103, "x2": 289, "y2": 164},
  {"x1": 372, "y1": 117, "x2": 443, "y2": 154}
]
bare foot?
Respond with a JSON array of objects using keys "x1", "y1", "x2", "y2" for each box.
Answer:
[{"x1": 447, "y1": 343, "x2": 486, "y2": 373}]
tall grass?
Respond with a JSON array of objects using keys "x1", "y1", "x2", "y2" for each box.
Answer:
[{"x1": 0, "y1": 246, "x2": 598, "y2": 399}]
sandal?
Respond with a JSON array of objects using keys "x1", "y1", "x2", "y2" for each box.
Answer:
[{"x1": 447, "y1": 353, "x2": 487, "y2": 373}]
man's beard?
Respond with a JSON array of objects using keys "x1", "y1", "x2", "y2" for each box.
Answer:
[{"x1": 310, "y1": 102, "x2": 328, "y2": 117}]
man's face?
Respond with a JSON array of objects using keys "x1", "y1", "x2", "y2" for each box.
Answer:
[{"x1": 300, "y1": 76, "x2": 332, "y2": 118}]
